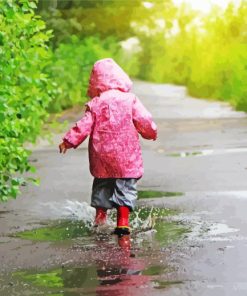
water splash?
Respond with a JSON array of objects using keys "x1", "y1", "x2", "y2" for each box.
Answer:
[
  {"x1": 38, "y1": 200, "x2": 175, "y2": 232},
  {"x1": 15, "y1": 201, "x2": 183, "y2": 243},
  {"x1": 169, "y1": 212, "x2": 241, "y2": 243},
  {"x1": 131, "y1": 206, "x2": 155, "y2": 230},
  {"x1": 39, "y1": 200, "x2": 96, "y2": 222}
]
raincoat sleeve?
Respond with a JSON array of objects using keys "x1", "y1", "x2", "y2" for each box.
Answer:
[
  {"x1": 132, "y1": 96, "x2": 157, "y2": 140},
  {"x1": 62, "y1": 106, "x2": 94, "y2": 148}
]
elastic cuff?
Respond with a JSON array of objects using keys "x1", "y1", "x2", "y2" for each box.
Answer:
[
  {"x1": 63, "y1": 138, "x2": 75, "y2": 149},
  {"x1": 111, "y1": 202, "x2": 134, "y2": 212}
]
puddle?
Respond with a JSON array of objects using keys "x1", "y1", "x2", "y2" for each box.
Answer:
[
  {"x1": 153, "y1": 220, "x2": 189, "y2": 246},
  {"x1": 0, "y1": 210, "x2": 12, "y2": 218},
  {"x1": 13, "y1": 220, "x2": 92, "y2": 242},
  {"x1": 10, "y1": 263, "x2": 184, "y2": 295},
  {"x1": 14, "y1": 269, "x2": 64, "y2": 288},
  {"x1": 167, "y1": 151, "x2": 203, "y2": 157},
  {"x1": 138, "y1": 190, "x2": 183, "y2": 199},
  {"x1": 13, "y1": 206, "x2": 184, "y2": 244},
  {"x1": 0, "y1": 237, "x2": 11, "y2": 244},
  {"x1": 167, "y1": 147, "x2": 247, "y2": 158},
  {"x1": 207, "y1": 223, "x2": 239, "y2": 236},
  {"x1": 171, "y1": 212, "x2": 241, "y2": 243},
  {"x1": 152, "y1": 280, "x2": 184, "y2": 289},
  {"x1": 3, "y1": 205, "x2": 190, "y2": 295},
  {"x1": 8, "y1": 225, "x2": 187, "y2": 295}
]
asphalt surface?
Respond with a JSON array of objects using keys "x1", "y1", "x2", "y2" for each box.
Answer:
[{"x1": 1, "y1": 80, "x2": 247, "y2": 295}]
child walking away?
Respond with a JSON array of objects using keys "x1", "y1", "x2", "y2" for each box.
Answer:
[{"x1": 59, "y1": 58, "x2": 157, "y2": 237}]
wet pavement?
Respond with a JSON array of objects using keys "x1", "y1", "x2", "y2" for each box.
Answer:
[{"x1": 1, "y1": 80, "x2": 247, "y2": 295}]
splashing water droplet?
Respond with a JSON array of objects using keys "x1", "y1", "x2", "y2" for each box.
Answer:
[{"x1": 38, "y1": 201, "x2": 171, "y2": 234}]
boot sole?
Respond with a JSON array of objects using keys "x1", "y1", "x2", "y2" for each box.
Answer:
[{"x1": 112, "y1": 227, "x2": 130, "y2": 236}]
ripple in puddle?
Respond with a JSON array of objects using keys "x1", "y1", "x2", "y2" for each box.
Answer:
[{"x1": 6, "y1": 206, "x2": 189, "y2": 295}]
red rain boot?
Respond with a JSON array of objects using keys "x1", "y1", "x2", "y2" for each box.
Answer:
[
  {"x1": 114, "y1": 206, "x2": 130, "y2": 236},
  {"x1": 94, "y1": 208, "x2": 107, "y2": 226}
]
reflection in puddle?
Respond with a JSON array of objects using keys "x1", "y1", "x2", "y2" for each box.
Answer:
[
  {"x1": 13, "y1": 220, "x2": 92, "y2": 242},
  {"x1": 11, "y1": 237, "x2": 184, "y2": 296},
  {"x1": 138, "y1": 190, "x2": 183, "y2": 199},
  {"x1": 12, "y1": 257, "x2": 183, "y2": 295},
  {"x1": 5, "y1": 206, "x2": 189, "y2": 295},
  {"x1": 152, "y1": 280, "x2": 184, "y2": 289}
]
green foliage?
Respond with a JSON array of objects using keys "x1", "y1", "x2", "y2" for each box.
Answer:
[
  {"x1": 36, "y1": 0, "x2": 247, "y2": 112},
  {"x1": 47, "y1": 35, "x2": 121, "y2": 112},
  {"x1": 37, "y1": 0, "x2": 144, "y2": 46},
  {"x1": 0, "y1": 0, "x2": 55, "y2": 201},
  {"x1": 114, "y1": 42, "x2": 141, "y2": 78},
  {"x1": 136, "y1": 1, "x2": 247, "y2": 111},
  {"x1": 188, "y1": 3, "x2": 247, "y2": 110}
]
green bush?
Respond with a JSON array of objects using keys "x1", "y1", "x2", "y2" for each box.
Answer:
[
  {"x1": 0, "y1": 0, "x2": 55, "y2": 201},
  {"x1": 187, "y1": 4, "x2": 247, "y2": 109},
  {"x1": 47, "y1": 35, "x2": 130, "y2": 113},
  {"x1": 136, "y1": 2, "x2": 247, "y2": 111}
]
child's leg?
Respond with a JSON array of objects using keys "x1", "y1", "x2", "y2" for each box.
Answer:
[
  {"x1": 110, "y1": 178, "x2": 139, "y2": 235},
  {"x1": 95, "y1": 207, "x2": 107, "y2": 225},
  {"x1": 115, "y1": 206, "x2": 131, "y2": 235},
  {"x1": 91, "y1": 178, "x2": 115, "y2": 226},
  {"x1": 111, "y1": 178, "x2": 138, "y2": 211}
]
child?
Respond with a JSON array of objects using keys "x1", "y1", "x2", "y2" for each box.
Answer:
[{"x1": 59, "y1": 58, "x2": 157, "y2": 236}]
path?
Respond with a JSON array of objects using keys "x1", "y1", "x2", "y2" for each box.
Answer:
[{"x1": 1, "y1": 80, "x2": 247, "y2": 295}]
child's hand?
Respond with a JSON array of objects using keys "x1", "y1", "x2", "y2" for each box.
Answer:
[{"x1": 59, "y1": 142, "x2": 68, "y2": 154}]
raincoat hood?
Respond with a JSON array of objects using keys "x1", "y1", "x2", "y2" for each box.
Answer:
[{"x1": 87, "y1": 58, "x2": 133, "y2": 98}]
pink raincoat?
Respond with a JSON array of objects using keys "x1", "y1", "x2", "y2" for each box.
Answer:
[{"x1": 63, "y1": 58, "x2": 157, "y2": 178}]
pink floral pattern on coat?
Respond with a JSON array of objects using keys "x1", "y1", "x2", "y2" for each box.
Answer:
[{"x1": 63, "y1": 58, "x2": 157, "y2": 178}]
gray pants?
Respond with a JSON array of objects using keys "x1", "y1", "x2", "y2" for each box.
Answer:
[{"x1": 91, "y1": 178, "x2": 139, "y2": 211}]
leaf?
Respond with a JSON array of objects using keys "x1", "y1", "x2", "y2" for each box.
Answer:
[
  {"x1": 28, "y1": 177, "x2": 40, "y2": 186},
  {"x1": 28, "y1": 2, "x2": 37, "y2": 9},
  {"x1": 0, "y1": 0, "x2": 54, "y2": 201}
]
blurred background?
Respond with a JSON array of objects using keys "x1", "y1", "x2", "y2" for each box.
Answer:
[
  {"x1": 0, "y1": 0, "x2": 246, "y2": 200},
  {"x1": 36, "y1": 0, "x2": 247, "y2": 112}
]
